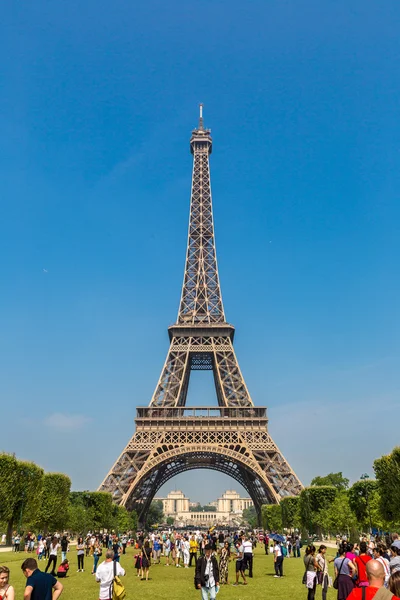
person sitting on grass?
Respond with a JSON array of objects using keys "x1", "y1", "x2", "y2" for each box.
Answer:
[{"x1": 57, "y1": 560, "x2": 69, "y2": 578}]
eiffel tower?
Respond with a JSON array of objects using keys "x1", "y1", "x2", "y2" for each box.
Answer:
[{"x1": 99, "y1": 106, "x2": 302, "y2": 522}]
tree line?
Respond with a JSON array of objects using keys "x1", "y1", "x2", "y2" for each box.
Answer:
[
  {"x1": 0, "y1": 454, "x2": 137, "y2": 544},
  {"x1": 260, "y1": 446, "x2": 400, "y2": 536},
  {"x1": 1, "y1": 446, "x2": 398, "y2": 539}
]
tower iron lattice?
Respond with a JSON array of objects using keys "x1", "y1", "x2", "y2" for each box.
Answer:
[{"x1": 99, "y1": 106, "x2": 302, "y2": 521}]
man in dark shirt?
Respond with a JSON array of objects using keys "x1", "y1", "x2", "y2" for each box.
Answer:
[{"x1": 21, "y1": 558, "x2": 63, "y2": 600}]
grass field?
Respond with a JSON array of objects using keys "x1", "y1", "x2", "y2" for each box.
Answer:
[{"x1": 0, "y1": 545, "x2": 339, "y2": 599}]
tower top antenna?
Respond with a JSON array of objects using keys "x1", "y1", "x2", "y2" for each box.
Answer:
[{"x1": 199, "y1": 103, "x2": 204, "y2": 130}]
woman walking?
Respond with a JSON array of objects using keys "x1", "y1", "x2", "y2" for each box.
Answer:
[
  {"x1": 316, "y1": 545, "x2": 329, "y2": 600},
  {"x1": 44, "y1": 537, "x2": 60, "y2": 576},
  {"x1": 76, "y1": 537, "x2": 85, "y2": 572},
  {"x1": 141, "y1": 541, "x2": 151, "y2": 581},
  {"x1": 334, "y1": 544, "x2": 356, "y2": 600},
  {"x1": 219, "y1": 541, "x2": 230, "y2": 585},
  {"x1": 0, "y1": 566, "x2": 15, "y2": 600},
  {"x1": 92, "y1": 541, "x2": 102, "y2": 574},
  {"x1": 354, "y1": 541, "x2": 371, "y2": 587},
  {"x1": 304, "y1": 545, "x2": 318, "y2": 600}
]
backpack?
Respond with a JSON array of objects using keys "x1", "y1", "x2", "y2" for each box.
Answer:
[
  {"x1": 111, "y1": 560, "x2": 126, "y2": 600},
  {"x1": 281, "y1": 545, "x2": 287, "y2": 557}
]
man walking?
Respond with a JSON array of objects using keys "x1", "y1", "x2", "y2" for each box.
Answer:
[
  {"x1": 195, "y1": 544, "x2": 219, "y2": 600},
  {"x1": 21, "y1": 557, "x2": 63, "y2": 600},
  {"x1": 96, "y1": 550, "x2": 125, "y2": 600}
]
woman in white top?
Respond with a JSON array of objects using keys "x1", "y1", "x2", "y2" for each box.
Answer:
[
  {"x1": 44, "y1": 537, "x2": 60, "y2": 576},
  {"x1": 0, "y1": 566, "x2": 14, "y2": 600}
]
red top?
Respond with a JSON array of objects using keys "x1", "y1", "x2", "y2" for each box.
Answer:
[
  {"x1": 57, "y1": 564, "x2": 69, "y2": 573},
  {"x1": 347, "y1": 587, "x2": 400, "y2": 600},
  {"x1": 355, "y1": 554, "x2": 372, "y2": 584}
]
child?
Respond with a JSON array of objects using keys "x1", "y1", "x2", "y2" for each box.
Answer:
[
  {"x1": 37, "y1": 539, "x2": 45, "y2": 561},
  {"x1": 57, "y1": 559, "x2": 69, "y2": 578},
  {"x1": 134, "y1": 553, "x2": 142, "y2": 577}
]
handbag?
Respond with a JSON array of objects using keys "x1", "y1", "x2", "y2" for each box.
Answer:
[
  {"x1": 302, "y1": 555, "x2": 312, "y2": 585},
  {"x1": 317, "y1": 557, "x2": 325, "y2": 584},
  {"x1": 333, "y1": 557, "x2": 345, "y2": 590},
  {"x1": 111, "y1": 560, "x2": 126, "y2": 600}
]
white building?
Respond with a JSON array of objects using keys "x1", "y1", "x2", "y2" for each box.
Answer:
[{"x1": 155, "y1": 489, "x2": 253, "y2": 526}]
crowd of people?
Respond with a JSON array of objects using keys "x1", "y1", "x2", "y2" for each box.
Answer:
[
  {"x1": 302, "y1": 535, "x2": 400, "y2": 600},
  {"x1": 1, "y1": 529, "x2": 400, "y2": 600}
]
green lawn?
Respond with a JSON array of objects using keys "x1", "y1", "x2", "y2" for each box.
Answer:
[{"x1": 0, "y1": 545, "x2": 338, "y2": 599}]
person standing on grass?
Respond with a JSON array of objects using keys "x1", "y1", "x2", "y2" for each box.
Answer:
[
  {"x1": 316, "y1": 545, "x2": 330, "y2": 600},
  {"x1": 96, "y1": 550, "x2": 125, "y2": 600},
  {"x1": 373, "y1": 545, "x2": 390, "y2": 588},
  {"x1": 153, "y1": 537, "x2": 161, "y2": 564},
  {"x1": 22, "y1": 557, "x2": 63, "y2": 600},
  {"x1": 233, "y1": 540, "x2": 247, "y2": 586},
  {"x1": 189, "y1": 534, "x2": 198, "y2": 567},
  {"x1": 164, "y1": 537, "x2": 171, "y2": 566},
  {"x1": 92, "y1": 540, "x2": 102, "y2": 574},
  {"x1": 76, "y1": 537, "x2": 85, "y2": 572},
  {"x1": 0, "y1": 566, "x2": 15, "y2": 600},
  {"x1": 44, "y1": 538, "x2": 60, "y2": 577},
  {"x1": 112, "y1": 538, "x2": 122, "y2": 563},
  {"x1": 60, "y1": 536, "x2": 68, "y2": 563},
  {"x1": 141, "y1": 541, "x2": 151, "y2": 581},
  {"x1": 182, "y1": 536, "x2": 190, "y2": 568},
  {"x1": 218, "y1": 541, "x2": 230, "y2": 585},
  {"x1": 304, "y1": 545, "x2": 318, "y2": 600},
  {"x1": 242, "y1": 534, "x2": 254, "y2": 578},
  {"x1": 274, "y1": 540, "x2": 284, "y2": 578},
  {"x1": 195, "y1": 544, "x2": 220, "y2": 599},
  {"x1": 334, "y1": 543, "x2": 356, "y2": 600},
  {"x1": 354, "y1": 541, "x2": 372, "y2": 587},
  {"x1": 120, "y1": 533, "x2": 128, "y2": 555}
]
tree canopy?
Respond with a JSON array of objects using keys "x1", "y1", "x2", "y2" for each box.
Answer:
[
  {"x1": 374, "y1": 447, "x2": 400, "y2": 523},
  {"x1": 36, "y1": 473, "x2": 71, "y2": 533},
  {"x1": 311, "y1": 472, "x2": 349, "y2": 491}
]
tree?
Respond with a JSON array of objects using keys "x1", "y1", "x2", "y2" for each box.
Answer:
[
  {"x1": 281, "y1": 496, "x2": 300, "y2": 530},
  {"x1": 68, "y1": 491, "x2": 114, "y2": 533},
  {"x1": 36, "y1": 473, "x2": 71, "y2": 533},
  {"x1": 130, "y1": 510, "x2": 138, "y2": 531},
  {"x1": 326, "y1": 491, "x2": 357, "y2": 535},
  {"x1": 2, "y1": 458, "x2": 44, "y2": 543},
  {"x1": 145, "y1": 501, "x2": 164, "y2": 527},
  {"x1": 166, "y1": 517, "x2": 174, "y2": 526},
  {"x1": 113, "y1": 506, "x2": 131, "y2": 533},
  {"x1": 311, "y1": 472, "x2": 349, "y2": 492},
  {"x1": 0, "y1": 454, "x2": 19, "y2": 542},
  {"x1": 68, "y1": 501, "x2": 90, "y2": 534},
  {"x1": 261, "y1": 504, "x2": 282, "y2": 531},
  {"x1": 299, "y1": 486, "x2": 337, "y2": 535},
  {"x1": 374, "y1": 447, "x2": 400, "y2": 523},
  {"x1": 348, "y1": 480, "x2": 378, "y2": 531},
  {"x1": 242, "y1": 506, "x2": 257, "y2": 528}
]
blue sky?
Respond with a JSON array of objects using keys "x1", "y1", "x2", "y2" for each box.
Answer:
[{"x1": 1, "y1": 0, "x2": 399, "y2": 505}]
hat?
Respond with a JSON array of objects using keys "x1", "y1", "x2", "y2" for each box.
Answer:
[{"x1": 391, "y1": 540, "x2": 400, "y2": 550}]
